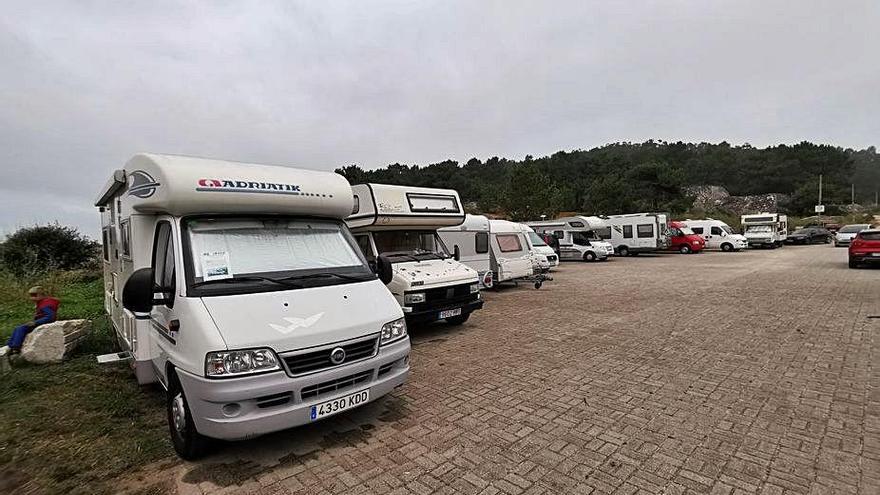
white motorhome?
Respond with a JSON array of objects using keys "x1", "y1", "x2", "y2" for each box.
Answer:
[
  {"x1": 436, "y1": 214, "x2": 494, "y2": 289},
  {"x1": 347, "y1": 184, "x2": 483, "y2": 325},
  {"x1": 525, "y1": 216, "x2": 613, "y2": 261},
  {"x1": 587, "y1": 213, "x2": 669, "y2": 256},
  {"x1": 741, "y1": 213, "x2": 788, "y2": 248},
  {"x1": 487, "y1": 219, "x2": 540, "y2": 283},
  {"x1": 682, "y1": 219, "x2": 749, "y2": 252},
  {"x1": 513, "y1": 223, "x2": 559, "y2": 271},
  {"x1": 95, "y1": 154, "x2": 410, "y2": 459}
]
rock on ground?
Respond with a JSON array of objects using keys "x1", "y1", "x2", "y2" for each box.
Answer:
[{"x1": 21, "y1": 319, "x2": 92, "y2": 364}]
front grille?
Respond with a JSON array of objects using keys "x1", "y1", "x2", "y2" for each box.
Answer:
[
  {"x1": 301, "y1": 370, "x2": 372, "y2": 400},
  {"x1": 412, "y1": 283, "x2": 477, "y2": 312},
  {"x1": 282, "y1": 335, "x2": 378, "y2": 376},
  {"x1": 256, "y1": 391, "x2": 292, "y2": 409}
]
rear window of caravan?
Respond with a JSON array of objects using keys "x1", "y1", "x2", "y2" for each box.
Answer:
[
  {"x1": 496, "y1": 234, "x2": 523, "y2": 252},
  {"x1": 406, "y1": 193, "x2": 460, "y2": 213}
]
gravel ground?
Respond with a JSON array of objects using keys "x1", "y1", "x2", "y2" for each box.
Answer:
[{"x1": 162, "y1": 245, "x2": 879, "y2": 495}]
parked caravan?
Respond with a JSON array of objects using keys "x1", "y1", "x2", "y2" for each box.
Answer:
[
  {"x1": 95, "y1": 154, "x2": 410, "y2": 459},
  {"x1": 666, "y1": 221, "x2": 706, "y2": 254},
  {"x1": 437, "y1": 214, "x2": 494, "y2": 288},
  {"x1": 588, "y1": 213, "x2": 670, "y2": 256},
  {"x1": 682, "y1": 219, "x2": 749, "y2": 252},
  {"x1": 741, "y1": 213, "x2": 788, "y2": 248},
  {"x1": 525, "y1": 216, "x2": 613, "y2": 261},
  {"x1": 347, "y1": 184, "x2": 483, "y2": 326},
  {"x1": 487, "y1": 219, "x2": 539, "y2": 283},
  {"x1": 515, "y1": 223, "x2": 559, "y2": 271}
]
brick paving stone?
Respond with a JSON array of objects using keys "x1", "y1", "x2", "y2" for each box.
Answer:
[{"x1": 165, "y1": 247, "x2": 878, "y2": 494}]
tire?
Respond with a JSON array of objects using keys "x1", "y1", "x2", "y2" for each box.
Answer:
[
  {"x1": 583, "y1": 251, "x2": 597, "y2": 262},
  {"x1": 167, "y1": 371, "x2": 210, "y2": 460},
  {"x1": 720, "y1": 243, "x2": 734, "y2": 252},
  {"x1": 446, "y1": 313, "x2": 471, "y2": 325},
  {"x1": 678, "y1": 245, "x2": 691, "y2": 254},
  {"x1": 849, "y1": 258, "x2": 858, "y2": 269},
  {"x1": 617, "y1": 246, "x2": 629, "y2": 257}
]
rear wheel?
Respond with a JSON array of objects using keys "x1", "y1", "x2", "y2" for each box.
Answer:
[
  {"x1": 849, "y1": 258, "x2": 858, "y2": 269},
  {"x1": 446, "y1": 313, "x2": 471, "y2": 325},
  {"x1": 617, "y1": 246, "x2": 629, "y2": 257},
  {"x1": 720, "y1": 243, "x2": 734, "y2": 252},
  {"x1": 678, "y1": 245, "x2": 691, "y2": 254},
  {"x1": 167, "y1": 371, "x2": 210, "y2": 460},
  {"x1": 583, "y1": 251, "x2": 597, "y2": 262}
]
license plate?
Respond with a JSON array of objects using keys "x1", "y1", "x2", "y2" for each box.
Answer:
[
  {"x1": 439, "y1": 308, "x2": 462, "y2": 319},
  {"x1": 310, "y1": 389, "x2": 369, "y2": 421}
]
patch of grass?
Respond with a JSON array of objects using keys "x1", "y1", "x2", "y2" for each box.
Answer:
[{"x1": 0, "y1": 271, "x2": 172, "y2": 494}]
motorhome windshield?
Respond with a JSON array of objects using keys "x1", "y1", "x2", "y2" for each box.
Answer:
[
  {"x1": 527, "y1": 232, "x2": 547, "y2": 247},
  {"x1": 745, "y1": 225, "x2": 772, "y2": 233},
  {"x1": 184, "y1": 217, "x2": 373, "y2": 294},
  {"x1": 372, "y1": 230, "x2": 450, "y2": 261}
]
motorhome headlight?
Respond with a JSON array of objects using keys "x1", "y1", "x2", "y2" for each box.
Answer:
[
  {"x1": 380, "y1": 318, "x2": 407, "y2": 345},
  {"x1": 403, "y1": 292, "x2": 426, "y2": 305},
  {"x1": 469, "y1": 283, "x2": 480, "y2": 294},
  {"x1": 205, "y1": 348, "x2": 280, "y2": 378}
]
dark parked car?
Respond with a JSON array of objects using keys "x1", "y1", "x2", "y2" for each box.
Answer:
[
  {"x1": 849, "y1": 229, "x2": 880, "y2": 268},
  {"x1": 785, "y1": 227, "x2": 832, "y2": 245}
]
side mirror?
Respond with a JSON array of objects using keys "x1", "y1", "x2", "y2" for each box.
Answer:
[
  {"x1": 122, "y1": 267, "x2": 155, "y2": 313},
  {"x1": 376, "y1": 255, "x2": 394, "y2": 285},
  {"x1": 453, "y1": 245, "x2": 461, "y2": 261}
]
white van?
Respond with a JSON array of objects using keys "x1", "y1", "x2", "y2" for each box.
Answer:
[
  {"x1": 741, "y1": 213, "x2": 788, "y2": 248},
  {"x1": 586, "y1": 213, "x2": 669, "y2": 256},
  {"x1": 525, "y1": 217, "x2": 613, "y2": 261},
  {"x1": 347, "y1": 184, "x2": 483, "y2": 326},
  {"x1": 514, "y1": 223, "x2": 559, "y2": 271},
  {"x1": 487, "y1": 219, "x2": 539, "y2": 283},
  {"x1": 437, "y1": 214, "x2": 494, "y2": 288},
  {"x1": 682, "y1": 219, "x2": 749, "y2": 252},
  {"x1": 95, "y1": 154, "x2": 409, "y2": 459}
]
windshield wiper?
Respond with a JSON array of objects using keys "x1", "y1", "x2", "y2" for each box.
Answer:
[
  {"x1": 278, "y1": 272, "x2": 374, "y2": 283},
  {"x1": 192, "y1": 276, "x2": 302, "y2": 289},
  {"x1": 383, "y1": 252, "x2": 422, "y2": 263}
]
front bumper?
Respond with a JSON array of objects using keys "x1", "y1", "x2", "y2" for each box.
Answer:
[
  {"x1": 835, "y1": 238, "x2": 852, "y2": 246},
  {"x1": 176, "y1": 338, "x2": 410, "y2": 440},
  {"x1": 404, "y1": 297, "x2": 483, "y2": 325}
]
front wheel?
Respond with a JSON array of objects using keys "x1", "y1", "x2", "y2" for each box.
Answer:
[
  {"x1": 720, "y1": 243, "x2": 734, "y2": 252},
  {"x1": 446, "y1": 313, "x2": 471, "y2": 325},
  {"x1": 583, "y1": 251, "x2": 597, "y2": 262},
  {"x1": 678, "y1": 245, "x2": 691, "y2": 254},
  {"x1": 168, "y1": 374, "x2": 210, "y2": 460}
]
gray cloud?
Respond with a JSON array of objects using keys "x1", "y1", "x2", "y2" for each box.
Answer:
[{"x1": 1, "y1": 0, "x2": 877, "y2": 237}]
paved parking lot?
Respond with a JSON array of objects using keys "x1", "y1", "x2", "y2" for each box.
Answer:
[{"x1": 167, "y1": 245, "x2": 879, "y2": 495}]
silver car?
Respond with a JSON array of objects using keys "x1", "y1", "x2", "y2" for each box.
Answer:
[{"x1": 834, "y1": 224, "x2": 872, "y2": 247}]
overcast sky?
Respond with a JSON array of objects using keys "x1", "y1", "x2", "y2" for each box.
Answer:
[{"x1": 1, "y1": 0, "x2": 877, "y2": 237}]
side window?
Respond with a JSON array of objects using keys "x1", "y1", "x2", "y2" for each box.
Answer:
[
  {"x1": 637, "y1": 224, "x2": 654, "y2": 238},
  {"x1": 102, "y1": 228, "x2": 110, "y2": 261},
  {"x1": 151, "y1": 222, "x2": 175, "y2": 307},
  {"x1": 623, "y1": 225, "x2": 633, "y2": 239},
  {"x1": 553, "y1": 230, "x2": 565, "y2": 242},
  {"x1": 710, "y1": 226, "x2": 723, "y2": 236},
  {"x1": 355, "y1": 235, "x2": 375, "y2": 261},
  {"x1": 691, "y1": 227, "x2": 704, "y2": 234},
  {"x1": 475, "y1": 232, "x2": 489, "y2": 254},
  {"x1": 496, "y1": 234, "x2": 523, "y2": 253},
  {"x1": 120, "y1": 219, "x2": 132, "y2": 257}
]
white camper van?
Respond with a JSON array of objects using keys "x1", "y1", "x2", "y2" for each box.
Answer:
[
  {"x1": 741, "y1": 213, "x2": 788, "y2": 248},
  {"x1": 347, "y1": 184, "x2": 483, "y2": 326},
  {"x1": 437, "y1": 214, "x2": 494, "y2": 289},
  {"x1": 588, "y1": 213, "x2": 669, "y2": 256},
  {"x1": 95, "y1": 154, "x2": 410, "y2": 459},
  {"x1": 514, "y1": 223, "x2": 559, "y2": 271},
  {"x1": 525, "y1": 217, "x2": 613, "y2": 261},
  {"x1": 682, "y1": 219, "x2": 749, "y2": 252}
]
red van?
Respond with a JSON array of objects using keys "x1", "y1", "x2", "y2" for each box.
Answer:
[{"x1": 667, "y1": 221, "x2": 706, "y2": 254}]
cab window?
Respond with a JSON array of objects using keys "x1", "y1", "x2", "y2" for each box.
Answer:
[
  {"x1": 710, "y1": 226, "x2": 723, "y2": 235},
  {"x1": 152, "y1": 222, "x2": 176, "y2": 307},
  {"x1": 355, "y1": 235, "x2": 375, "y2": 261},
  {"x1": 691, "y1": 227, "x2": 704, "y2": 234}
]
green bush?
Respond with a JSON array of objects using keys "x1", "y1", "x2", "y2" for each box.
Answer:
[{"x1": 1, "y1": 224, "x2": 99, "y2": 277}]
